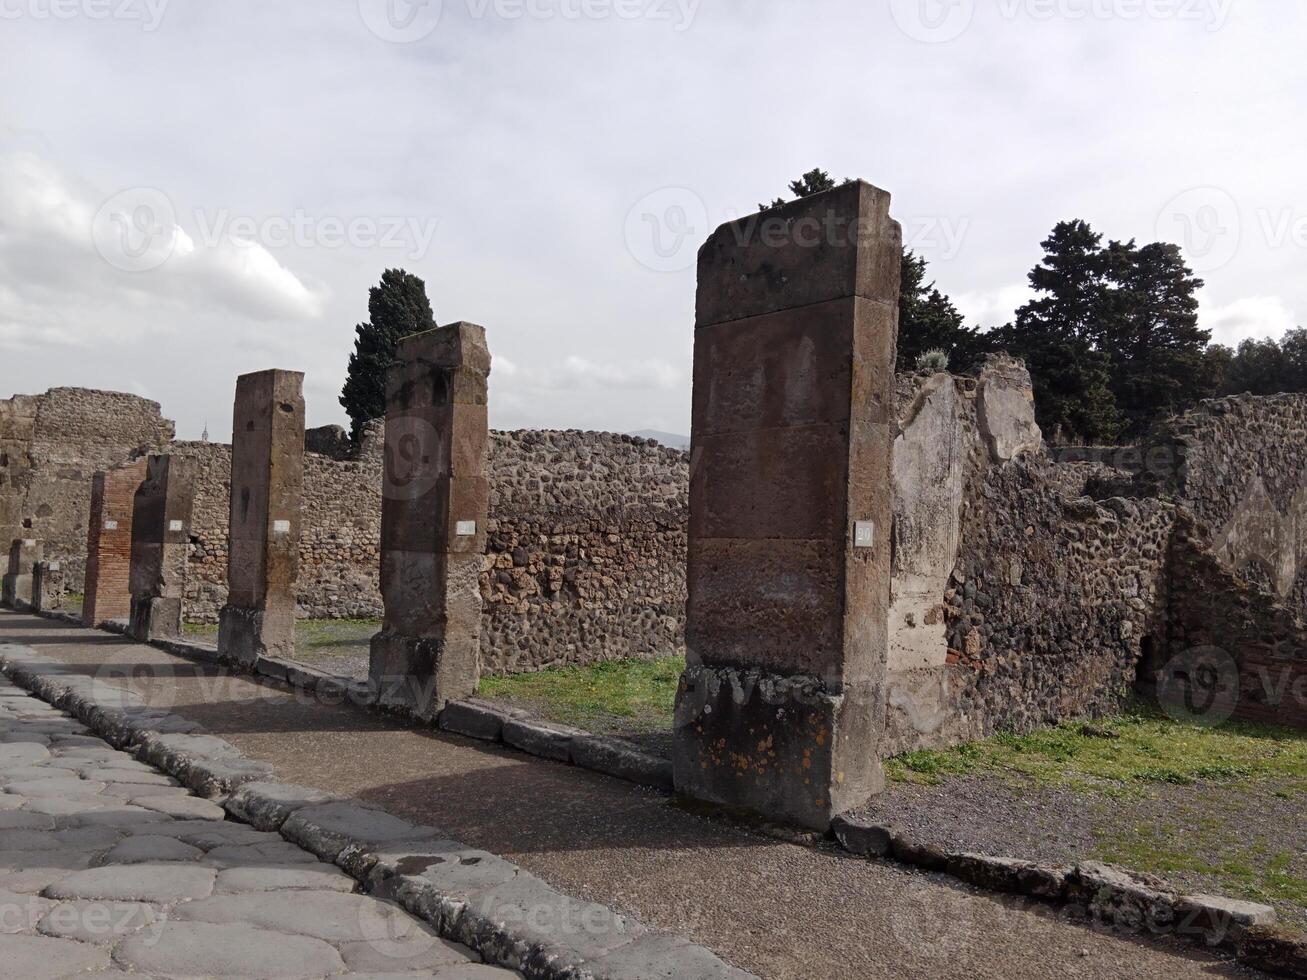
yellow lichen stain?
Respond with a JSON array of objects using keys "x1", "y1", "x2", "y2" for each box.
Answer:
[
  {"x1": 814, "y1": 727, "x2": 828, "y2": 748},
  {"x1": 835, "y1": 771, "x2": 845, "y2": 784}
]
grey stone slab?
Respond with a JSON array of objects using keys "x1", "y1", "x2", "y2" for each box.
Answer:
[
  {"x1": 337, "y1": 934, "x2": 477, "y2": 972},
  {"x1": 569, "y1": 736, "x2": 673, "y2": 791},
  {"x1": 439, "y1": 701, "x2": 512, "y2": 742},
  {"x1": 115, "y1": 920, "x2": 345, "y2": 978},
  {"x1": 37, "y1": 899, "x2": 160, "y2": 945},
  {"x1": 0, "y1": 932, "x2": 111, "y2": 978},
  {"x1": 585, "y1": 933, "x2": 755, "y2": 979},
  {"x1": 63, "y1": 805, "x2": 170, "y2": 829},
  {"x1": 204, "y1": 840, "x2": 322, "y2": 868},
  {"x1": 4, "y1": 776, "x2": 106, "y2": 796},
  {"x1": 0, "y1": 887, "x2": 54, "y2": 932},
  {"x1": 215, "y1": 864, "x2": 357, "y2": 893},
  {"x1": 43, "y1": 863, "x2": 215, "y2": 902},
  {"x1": 23, "y1": 796, "x2": 111, "y2": 816},
  {"x1": 281, "y1": 801, "x2": 439, "y2": 862},
  {"x1": 501, "y1": 718, "x2": 580, "y2": 763},
  {"x1": 223, "y1": 780, "x2": 339, "y2": 832},
  {"x1": 101, "y1": 834, "x2": 205, "y2": 864},
  {"x1": 130, "y1": 793, "x2": 226, "y2": 820},
  {"x1": 0, "y1": 809, "x2": 55, "y2": 830},
  {"x1": 175, "y1": 890, "x2": 432, "y2": 943}
]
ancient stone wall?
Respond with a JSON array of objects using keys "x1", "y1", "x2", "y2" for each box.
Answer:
[
  {"x1": 177, "y1": 428, "x2": 688, "y2": 675},
  {"x1": 0, "y1": 388, "x2": 173, "y2": 589},
  {"x1": 1149, "y1": 393, "x2": 1307, "y2": 614}
]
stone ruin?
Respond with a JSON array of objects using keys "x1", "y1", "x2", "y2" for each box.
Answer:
[{"x1": 3, "y1": 178, "x2": 1307, "y2": 828}]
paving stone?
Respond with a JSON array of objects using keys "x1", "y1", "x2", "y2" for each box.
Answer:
[
  {"x1": 0, "y1": 933, "x2": 110, "y2": 978},
  {"x1": 0, "y1": 886, "x2": 54, "y2": 932},
  {"x1": 338, "y1": 934, "x2": 478, "y2": 972},
  {"x1": 176, "y1": 890, "x2": 433, "y2": 942},
  {"x1": 44, "y1": 863, "x2": 216, "y2": 902},
  {"x1": 4, "y1": 776, "x2": 106, "y2": 796},
  {"x1": 23, "y1": 796, "x2": 111, "y2": 816},
  {"x1": 204, "y1": 840, "x2": 322, "y2": 867},
  {"x1": 115, "y1": 920, "x2": 345, "y2": 978},
  {"x1": 281, "y1": 801, "x2": 439, "y2": 862},
  {"x1": 131, "y1": 793, "x2": 226, "y2": 820},
  {"x1": 501, "y1": 718, "x2": 580, "y2": 763},
  {"x1": 0, "y1": 765, "x2": 79, "y2": 780},
  {"x1": 585, "y1": 933, "x2": 756, "y2": 979},
  {"x1": 0, "y1": 794, "x2": 24, "y2": 810},
  {"x1": 223, "y1": 780, "x2": 339, "y2": 832},
  {"x1": 215, "y1": 864, "x2": 357, "y2": 893},
  {"x1": 37, "y1": 899, "x2": 160, "y2": 945},
  {"x1": 63, "y1": 805, "x2": 170, "y2": 829},
  {"x1": 101, "y1": 834, "x2": 205, "y2": 864},
  {"x1": 0, "y1": 830, "x2": 61, "y2": 851},
  {"x1": 55, "y1": 826, "x2": 127, "y2": 849},
  {"x1": 0, "y1": 809, "x2": 55, "y2": 830}
]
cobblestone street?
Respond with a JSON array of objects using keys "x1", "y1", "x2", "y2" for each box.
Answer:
[{"x1": 0, "y1": 675, "x2": 518, "y2": 979}]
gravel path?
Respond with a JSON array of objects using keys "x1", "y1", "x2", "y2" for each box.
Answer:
[
  {"x1": 0, "y1": 674, "x2": 518, "y2": 979},
  {"x1": 858, "y1": 772, "x2": 1307, "y2": 932}
]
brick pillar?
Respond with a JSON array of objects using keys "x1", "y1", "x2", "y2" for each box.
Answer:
[
  {"x1": 128, "y1": 455, "x2": 196, "y2": 641},
  {"x1": 369, "y1": 322, "x2": 490, "y2": 720},
  {"x1": 673, "y1": 181, "x2": 901, "y2": 830},
  {"x1": 218, "y1": 370, "x2": 305, "y2": 667},
  {"x1": 83, "y1": 460, "x2": 147, "y2": 627},
  {"x1": 32, "y1": 560, "x2": 64, "y2": 613},
  {"x1": 1, "y1": 538, "x2": 41, "y2": 609}
]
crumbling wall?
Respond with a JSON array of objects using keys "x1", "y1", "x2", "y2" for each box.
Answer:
[
  {"x1": 176, "y1": 428, "x2": 688, "y2": 674},
  {"x1": 0, "y1": 388, "x2": 173, "y2": 588},
  {"x1": 1150, "y1": 393, "x2": 1307, "y2": 615}
]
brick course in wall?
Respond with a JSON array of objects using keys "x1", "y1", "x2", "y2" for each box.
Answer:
[{"x1": 82, "y1": 460, "x2": 147, "y2": 627}]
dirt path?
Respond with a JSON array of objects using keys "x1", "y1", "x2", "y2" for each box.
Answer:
[{"x1": 0, "y1": 610, "x2": 1268, "y2": 980}]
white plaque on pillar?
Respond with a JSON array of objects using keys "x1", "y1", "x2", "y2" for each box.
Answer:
[
  {"x1": 853, "y1": 521, "x2": 875, "y2": 549},
  {"x1": 168, "y1": 520, "x2": 184, "y2": 532},
  {"x1": 48, "y1": 562, "x2": 61, "y2": 571},
  {"x1": 103, "y1": 520, "x2": 119, "y2": 531},
  {"x1": 273, "y1": 520, "x2": 291, "y2": 534},
  {"x1": 456, "y1": 520, "x2": 477, "y2": 537}
]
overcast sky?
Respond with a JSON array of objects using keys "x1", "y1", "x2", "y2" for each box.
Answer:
[{"x1": 1, "y1": 0, "x2": 1303, "y2": 440}]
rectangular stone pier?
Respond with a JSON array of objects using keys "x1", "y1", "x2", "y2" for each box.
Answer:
[
  {"x1": 370, "y1": 322, "x2": 491, "y2": 720},
  {"x1": 32, "y1": 560, "x2": 64, "y2": 613},
  {"x1": 218, "y1": 369, "x2": 305, "y2": 667},
  {"x1": 673, "y1": 181, "x2": 902, "y2": 830},
  {"x1": 2, "y1": 538, "x2": 41, "y2": 610},
  {"x1": 83, "y1": 460, "x2": 148, "y2": 627},
  {"x1": 128, "y1": 455, "x2": 196, "y2": 642}
]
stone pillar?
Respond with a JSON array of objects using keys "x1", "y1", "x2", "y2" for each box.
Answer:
[
  {"x1": 128, "y1": 455, "x2": 196, "y2": 641},
  {"x1": 673, "y1": 181, "x2": 901, "y2": 830},
  {"x1": 32, "y1": 560, "x2": 64, "y2": 613},
  {"x1": 369, "y1": 322, "x2": 490, "y2": 720},
  {"x1": 218, "y1": 370, "x2": 305, "y2": 667},
  {"x1": 1, "y1": 538, "x2": 41, "y2": 609},
  {"x1": 83, "y1": 460, "x2": 148, "y2": 627}
]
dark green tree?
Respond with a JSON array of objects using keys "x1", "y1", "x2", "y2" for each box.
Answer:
[
  {"x1": 339, "y1": 269, "x2": 436, "y2": 442},
  {"x1": 1215, "y1": 331, "x2": 1307, "y2": 396},
  {"x1": 763, "y1": 169, "x2": 985, "y2": 371},
  {"x1": 1099, "y1": 240, "x2": 1213, "y2": 434},
  {"x1": 996, "y1": 220, "x2": 1122, "y2": 443}
]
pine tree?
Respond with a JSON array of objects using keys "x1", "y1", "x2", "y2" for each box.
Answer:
[
  {"x1": 997, "y1": 220, "x2": 1122, "y2": 443},
  {"x1": 339, "y1": 269, "x2": 436, "y2": 442}
]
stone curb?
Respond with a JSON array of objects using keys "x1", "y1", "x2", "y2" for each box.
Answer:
[
  {"x1": 0, "y1": 639, "x2": 755, "y2": 980},
  {"x1": 49, "y1": 610, "x2": 676, "y2": 794},
  {"x1": 831, "y1": 814, "x2": 1302, "y2": 974}
]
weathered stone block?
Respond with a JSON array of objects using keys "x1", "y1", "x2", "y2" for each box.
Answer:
[
  {"x1": 2, "y1": 538, "x2": 40, "y2": 609},
  {"x1": 31, "y1": 560, "x2": 64, "y2": 612},
  {"x1": 127, "y1": 455, "x2": 196, "y2": 641},
  {"x1": 370, "y1": 323, "x2": 491, "y2": 719}
]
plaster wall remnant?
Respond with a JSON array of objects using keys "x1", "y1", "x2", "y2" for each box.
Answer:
[
  {"x1": 369, "y1": 322, "x2": 491, "y2": 720},
  {"x1": 977, "y1": 354, "x2": 1043, "y2": 463},
  {"x1": 889, "y1": 372, "x2": 966, "y2": 672},
  {"x1": 1, "y1": 538, "x2": 40, "y2": 609},
  {"x1": 218, "y1": 370, "x2": 305, "y2": 667},
  {"x1": 128, "y1": 455, "x2": 196, "y2": 641},
  {"x1": 674, "y1": 180, "x2": 901, "y2": 830},
  {"x1": 82, "y1": 460, "x2": 148, "y2": 627}
]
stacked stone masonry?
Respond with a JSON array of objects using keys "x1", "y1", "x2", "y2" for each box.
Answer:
[{"x1": 5, "y1": 379, "x2": 1307, "y2": 743}]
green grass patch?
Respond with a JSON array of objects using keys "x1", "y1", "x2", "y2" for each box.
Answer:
[
  {"x1": 885, "y1": 709, "x2": 1307, "y2": 793},
  {"x1": 479, "y1": 655, "x2": 684, "y2": 733}
]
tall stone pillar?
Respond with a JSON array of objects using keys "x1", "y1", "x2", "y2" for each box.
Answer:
[
  {"x1": 673, "y1": 181, "x2": 901, "y2": 830},
  {"x1": 83, "y1": 460, "x2": 148, "y2": 627},
  {"x1": 369, "y1": 323, "x2": 490, "y2": 721},
  {"x1": 218, "y1": 370, "x2": 305, "y2": 667},
  {"x1": 2, "y1": 538, "x2": 41, "y2": 609},
  {"x1": 128, "y1": 455, "x2": 196, "y2": 641},
  {"x1": 32, "y1": 560, "x2": 64, "y2": 613}
]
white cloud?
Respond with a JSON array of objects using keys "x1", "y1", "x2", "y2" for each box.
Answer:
[
  {"x1": 954, "y1": 284, "x2": 1034, "y2": 330},
  {"x1": 1199, "y1": 295, "x2": 1299, "y2": 348},
  {"x1": 495, "y1": 354, "x2": 681, "y2": 391}
]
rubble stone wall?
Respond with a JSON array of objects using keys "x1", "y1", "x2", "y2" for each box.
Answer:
[{"x1": 0, "y1": 389, "x2": 174, "y2": 589}]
